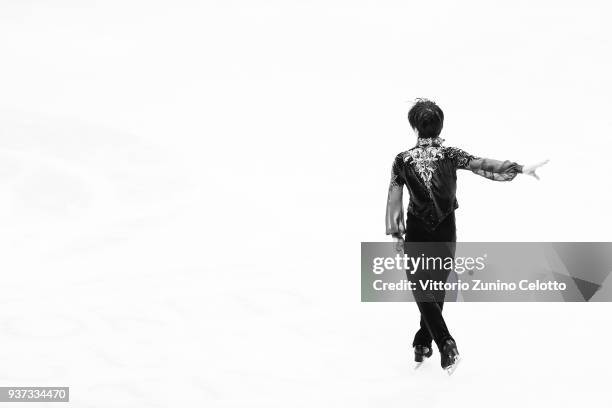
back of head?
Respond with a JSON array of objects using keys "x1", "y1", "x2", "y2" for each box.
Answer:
[{"x1": 408, "y1": 98, "x2": 444, "y2": 139}]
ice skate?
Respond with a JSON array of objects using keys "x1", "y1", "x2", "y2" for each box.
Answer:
[
  {"x1": 440, "y1": 339, "x2": 461, "y2": 375},
  {"x1": 413, "y1": 345, "x2": 433, "y2": 369}
]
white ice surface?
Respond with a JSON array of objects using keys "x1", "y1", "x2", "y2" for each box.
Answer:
[{"x1": 1, "y1": 1, "x2": 612, "y2": 407}]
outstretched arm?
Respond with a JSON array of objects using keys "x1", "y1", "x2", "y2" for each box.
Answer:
[
  {"x1": 449, "y1": 147, "x2": 548, "y2": 181},
  {"x1": 467, "y1": 157, "x2": 523, "y2": 181}
]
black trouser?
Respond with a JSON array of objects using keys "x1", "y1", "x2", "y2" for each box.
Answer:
[{"x1": 404, "y1": 211, "x2": 457, "y2": 352}]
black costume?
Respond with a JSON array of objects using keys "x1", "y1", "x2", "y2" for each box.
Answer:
[{"x1": 385, "y1": 136, "x2": 522, "y2": 352}]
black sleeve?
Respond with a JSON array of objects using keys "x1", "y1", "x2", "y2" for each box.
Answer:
[
  {"x1": 385, "y1": 154, "x2": 406, "y2": 236},
  {"x1": 448, "y1": 147, "x2": 523, "y2": 181}
]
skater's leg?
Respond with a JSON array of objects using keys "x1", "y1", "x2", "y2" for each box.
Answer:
[
  {"x1": 414, "y1": 298, "x2": 453, "y2": 352},
  {"x1": 413, "y1": 302, "x2": 445, "y2": 350},
  {"x1": 411, "y1": 242, "x2": 454, "y2": 352},
  {"x1": 413, "y1": 313, "x2": 433, "y2": 348},
  {"x1": 436, "y1": 301, "x2": 453, "y2": 345},
  {"x1": 405, "y1": 213, "x2": 456, "y2": 352}
]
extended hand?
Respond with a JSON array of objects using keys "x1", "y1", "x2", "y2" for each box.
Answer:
[{"x1": 522, "y1": 159, "x2": 549, "y2": 180}]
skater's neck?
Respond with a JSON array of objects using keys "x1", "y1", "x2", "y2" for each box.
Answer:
[{"x1": 416, "y1": 136, "x2": 444, "y2": 147}]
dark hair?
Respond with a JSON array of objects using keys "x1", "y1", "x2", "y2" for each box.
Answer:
[{"x1": 407, "y1": 98, "x2": 444, "y2": 138}]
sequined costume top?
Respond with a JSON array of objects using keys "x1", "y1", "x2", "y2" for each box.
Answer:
[{"x1": 385, "y1": 137, "x2": 523, "y2": 235}]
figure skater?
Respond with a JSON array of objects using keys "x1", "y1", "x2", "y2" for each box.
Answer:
[{"x1": 385, "y1": 99, "x2": 547, "y2": 374}]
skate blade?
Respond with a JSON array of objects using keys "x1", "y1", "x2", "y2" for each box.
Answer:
[
  {"x1": 414, "y1": 361, "x2": 424, "y2": 370},
  {"x1": 444, "y1": 355, "x2": 461, "y2": 376}
]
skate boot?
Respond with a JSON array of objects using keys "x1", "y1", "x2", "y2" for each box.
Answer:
[
  {"x1": 413, "y1": 345, "x2": 433, "y2": 369},
  {"x1": 440, "y1": 339, "x2": 461, "y2": 375}
]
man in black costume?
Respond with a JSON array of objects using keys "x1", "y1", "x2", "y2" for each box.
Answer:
[{"x1": 385, "y1": 99, "x2": 547, "y2": 374}]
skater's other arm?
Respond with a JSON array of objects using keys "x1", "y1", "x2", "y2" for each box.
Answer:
[{"x1": 385, "y1": 154, "x2": 405, "y2": 239}]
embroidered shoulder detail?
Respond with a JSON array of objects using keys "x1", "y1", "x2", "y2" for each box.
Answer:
[
  {"x1": 399, "y1": 150, "x2": 411, "y2": 162},
  {"x1": 445, "y1": 147, "x2": 479, "y2": 169}
]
